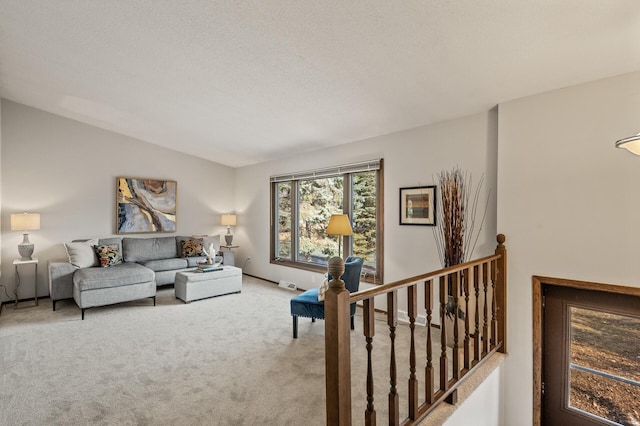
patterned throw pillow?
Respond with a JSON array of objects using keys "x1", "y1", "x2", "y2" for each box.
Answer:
[
  {"x1": 94, "y1": 245, "x2": 123, "y2": 267},
  {"x1": 181, "y1": 238, "x2": 205, "y2": 257}
]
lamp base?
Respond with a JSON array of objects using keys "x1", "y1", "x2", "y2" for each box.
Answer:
[
  {"x1": 18, "y1": 233, "x2": 34, "y2": 260},
  {"x1": 225, "y1": 233, "x2": 234, "y2": 246}
]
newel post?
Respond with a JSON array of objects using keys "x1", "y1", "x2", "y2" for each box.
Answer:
[
  {"x1": 325, "y1": 257, "x2": 352, "y2": 426},
  {"x1": 494, "y1": 234, "x2": 507, "y2": 353}
]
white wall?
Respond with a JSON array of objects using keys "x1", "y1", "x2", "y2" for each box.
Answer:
[
  {"x1": 235, "y1": 110, "x2": 498, "y2": 292},
  {"x1": 497, "y1": 71, "x2": 640, "y2": 425},
  {"x1": 0, "y1": 100, "x2": 235, "y2": 302},
  {"x1": 235, "y1": 109, "x2": 500, "y2": 425},
  {"x1": 443, "y1": 364, "x2": 502, "y2": 426},
  {"x1": 0, "y1": 100, "x2": 2, "y2": 287}
]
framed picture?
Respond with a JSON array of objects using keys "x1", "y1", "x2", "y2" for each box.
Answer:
[
  {"x1": 399, "y1": 186, "x2": 436, "y2": 226},
  {"x1": 116, "y1": 177, "x2": 177, "y2": 234}
]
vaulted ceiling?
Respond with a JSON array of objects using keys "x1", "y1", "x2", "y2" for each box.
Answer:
[{"x1": 1, "y1": 1, "x2": 639, "y2": 167}]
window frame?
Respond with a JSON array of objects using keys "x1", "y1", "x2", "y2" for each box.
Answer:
[{"x1": 270, "y1": 160, "x2": 384, "y2": 284}]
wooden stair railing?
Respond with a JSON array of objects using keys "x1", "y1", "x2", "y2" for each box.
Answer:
[{"x1": 325, "y1": 234, "x2": 507, "y2": 426}]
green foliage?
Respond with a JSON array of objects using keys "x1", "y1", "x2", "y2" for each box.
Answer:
[
  {"x1": 276, "y1": 182, "x2": 292, "y2": 259},
  {"x1": 275, "y1": 171, "x2": 378, "y2": 271},
  {"x1": 352, "y1": 172, "x2": 377, "y2": 266}
]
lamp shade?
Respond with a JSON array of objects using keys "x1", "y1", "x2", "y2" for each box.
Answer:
[
  {"x1": 326, "y1": 214, "x2": 353, "y2": 236},
  {"x1": 221, "y1": 214, "x2": 237, "y2": 226},
  {"x1": 616, "y1": 132, "x2": 640, "y2": 155},
  {"x1": 11, "y1": 213, "x2": 40, "y2": 231}
]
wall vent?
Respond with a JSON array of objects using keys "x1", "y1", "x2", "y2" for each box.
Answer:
[{"x1": 278, "y1": 280, "x2": 297, "y2": 291}]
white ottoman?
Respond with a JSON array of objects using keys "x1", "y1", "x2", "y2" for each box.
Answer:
[{"x1": 175, "y1": 266, "x2": 242, "y2": 303}]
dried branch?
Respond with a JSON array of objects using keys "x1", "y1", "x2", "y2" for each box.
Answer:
[{"x1": 432, "y1": 167, "x2": 489, "y2": 267}]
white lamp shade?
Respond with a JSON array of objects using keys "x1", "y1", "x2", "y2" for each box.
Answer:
[
  {"x1": 616, "y1": 133, "x2": 640, "y2": 155},
  {"x1": 326, "y1": 214, "x2": 353, "y2": 236},
  {"x1": 11, "y1": 213, "x2": 40, "y2": 231},
  {"x1": 221, "y1": 214, "x2": 237, "y2": 226}
]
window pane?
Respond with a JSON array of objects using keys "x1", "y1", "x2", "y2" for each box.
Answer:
[
  {"x1": 352, "y1": 171, "x2": 377, "y2": 277},
  {"x1": 569, "y1": 306, "x2": 640, "y2": 425},
  {"x1": 276, "y1": 182, "x2": 292, "y2": 260},
  {"x1": 297, "y1": 177, "x2": 343, "y2": 265}
]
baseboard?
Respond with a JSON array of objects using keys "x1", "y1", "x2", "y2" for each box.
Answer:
[
  {"x1": 397, "y1": 310, "x2": 427, "y2": 326},
  {"x1": 241, "y1": 272, "x2": 278, "y2": 285},
  {"x1": 0, "y1": 295, "x2": 47, "y2": 316}
]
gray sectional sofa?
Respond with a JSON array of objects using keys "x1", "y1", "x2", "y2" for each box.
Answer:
[{"x1": 48, "y1": 235, "x2": 220, "y2": 319}]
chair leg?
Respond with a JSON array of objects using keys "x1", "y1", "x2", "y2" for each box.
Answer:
[
  {"x1": 293, "y1": 316, "x2": 298, "y2": 339},
  {"x1": 351, "y1": 315, "x2": 355, "y2": 330},
  {"x1": 311, "y1": 317, "x2": 316, "y2": 323}
]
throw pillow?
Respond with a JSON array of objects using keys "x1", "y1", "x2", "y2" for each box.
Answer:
[
  {"x1": 318, "y1": 278, "x2": 329, "y2": 302},
  {"x1": 181, "y1": 238, "x2": 205, "y2": 257},
  {"x1": 94, "y1": 244, "x2": 123, "y2": 267},
  {"x1": 65, "y1": 239, "x2": 99, "y2": 268}
]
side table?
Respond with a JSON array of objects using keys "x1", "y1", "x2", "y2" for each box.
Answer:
[
  {"x1": 14, "y1": 258, "x2": 38, "y2": 308},
  {"x1": 220, "y1": 245, "x2": 239, "y2": 267}
]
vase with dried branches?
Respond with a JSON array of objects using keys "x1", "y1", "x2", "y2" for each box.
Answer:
[{"x1": 432, "y1": 167, "x2": 489, "y2": 320}]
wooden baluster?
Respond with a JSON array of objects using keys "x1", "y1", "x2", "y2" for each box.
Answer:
[
  {"x1": 408, "y1": 285, "x2": 418, "y2": 420},
  {"x1": 491, "y1": 259, "x2": 498, "y2": 351},
  {"x1": 425, "y1": 279, "x2": 434, "y2": 404},
  {"x1": 325, "y1": 257, "x2": 352, "y2": 426},
  {"x1": 482, "y1": 262, "x2": 489, "y2": 356},
  {"x1": 463, "y1": 267, "x2": 471, "y2": 371},
  {"x1": 388, "y1": 291, "x2": 399, "y2": 426},
  {"x1": 495, "y1": 234, "x2": 507, "y2": 353},
  {"x1": 363, "y1": 298, "x2": 376, "y2": 426},
  {"x1": 473, "y1": 264, "x2": 481, "y2": 365},
  {"x1": 439, "y1": 276, "x2": 448, "y2": 392},
  {"x1": 452, "y1": 272, "x2": 461, "y2": 380}
]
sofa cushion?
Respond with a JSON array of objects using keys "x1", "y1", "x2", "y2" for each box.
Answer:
[
  {"x1": 122, "y1": 237, "x2": 177, "y2": 262},
  {"x1": 141, "y1": 258, "x2": 188, "y2": 272},
  {"x1": 65, "y1": 239, "x2": 99, "y2": 268},
  {"x1": 73, "y1": 262, "x2": 154, "y2": 291},
  {"x1": 94, "y1": 244, "x2": 123, "y2": 267}
]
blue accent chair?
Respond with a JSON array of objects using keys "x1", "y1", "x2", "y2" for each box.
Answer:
[{"x1": 290, "y1": 256, "x2": 364, "y2": 338}]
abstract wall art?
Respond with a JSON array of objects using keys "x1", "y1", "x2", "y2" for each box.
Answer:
[{"x1": 116, "y1": 177, "x2": 177, "y2": 234}]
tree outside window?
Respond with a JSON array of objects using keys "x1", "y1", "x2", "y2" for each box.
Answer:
[{"x1": 271, "y1": 161, "x2": 383, "y2": 284}]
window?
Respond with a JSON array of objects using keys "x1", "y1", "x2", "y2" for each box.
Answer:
[{"x1": 271, "y1": 160, "x2": 383, "y2": 284}]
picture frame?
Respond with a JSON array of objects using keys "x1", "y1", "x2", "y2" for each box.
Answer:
[
  {"x1": 399, "y1": 186, "x2": 436, "y2": 226},
  {"x1": 116, "y1": 177, "x2": 177, "y2": 234}
]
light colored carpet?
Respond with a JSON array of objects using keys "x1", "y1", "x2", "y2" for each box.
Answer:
[{"x1": 0, "y1": 275, "x2": 452, "y2": 425}]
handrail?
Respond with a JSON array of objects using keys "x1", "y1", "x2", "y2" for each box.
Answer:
[
  {"x1": 324, "y1": 234, "x2": 507, "y2": 426},
  {"x1": 349, "y1": 253, "x2": 501, "y2": 304}
]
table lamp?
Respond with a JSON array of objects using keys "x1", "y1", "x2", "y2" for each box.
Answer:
[
  {"x1": 221, "y1": 214, "x2": 237, "y2": 245},
  {"x1": 326, "y1": 214, "x2": 353, "y2": 259},
  {"x1": 11, "y1": 212, "x2": 40, "y2": 260}
]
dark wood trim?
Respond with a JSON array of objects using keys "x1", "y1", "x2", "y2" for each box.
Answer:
[
  {"x1": 377, "y1": 158, "x2": 385, "y2": 286},
  {"x1": 350, "y1": 253, "x2": 500, "y2": 303},
  {"x1": 269, "y1": 182, "x2": 276, "y2": 264},
  {"x1": 531, "y1": 275, "x2": 640, "y2": 426},
  {"x1": 241, "y1": 272, "x2": 277, "y2": 285},
  {"x1": 532, "y1": 277, "x2": 543, "y2": 426},
  {"x1": 269, "y1": 258, "x2": 382, "y2": 285},
  {"x1": 269, "y1": 159, "x2": 384, "y2": 286},
  {"x1": 533, "y1": 275, "x2": 640, "y2": 297}
]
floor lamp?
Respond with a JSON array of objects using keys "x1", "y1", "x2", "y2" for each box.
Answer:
[{"x1": 326, "y1": 214, "x2": 353, "y2": 259}]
